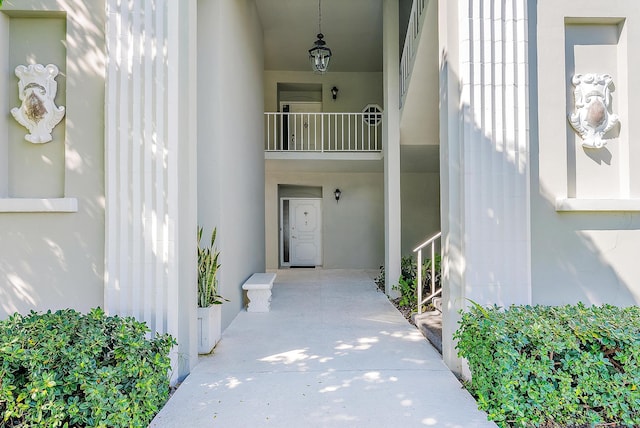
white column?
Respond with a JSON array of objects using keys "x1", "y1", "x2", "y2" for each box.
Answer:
[
  {"x1": 383, "y1": 0, "x2": 402, "y2": 297},
  {"x1": 104, "y1": 0, "x2": 198, "y2": 382},
  {"x1": 440, "y1": 0, "x2": 532, "y2": 378}
]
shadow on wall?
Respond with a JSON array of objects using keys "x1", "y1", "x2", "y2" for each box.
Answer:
[
  {"x1": 440, "y1": 27, "x2": 639, "y2": 312},
  {"x1": 2, "y1": 0, "x2": 105, "y2": 77},
  {"x1": 526, "y1": 0, "x2": 639, "y2": 307},
  {"x1": 0, "y1": 1, "x2": 106, "y2": 319},
  {"x1": 532, "y1": 180, "x2": 640, "y2": 307},
  {"x1": 0, "y1": 218, "x2": 105, "y2": 318}
]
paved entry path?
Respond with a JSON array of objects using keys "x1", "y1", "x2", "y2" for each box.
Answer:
[{"x1": 151, "y1": 270, "x2": 496, "y2": 428}]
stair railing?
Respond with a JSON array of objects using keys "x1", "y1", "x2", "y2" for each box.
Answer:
[
  {"x1": 414, "y1": 231, "x2": 441, "y2": 314},
  {"x1": 400, "y1": 0, "x2": 427, "y2": 107}
]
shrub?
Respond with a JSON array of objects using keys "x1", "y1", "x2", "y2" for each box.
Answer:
[
  {"x1": 374, "y1": 265, "x2": 385, "y2": 292},
  {"x1": 0, "y1": 308, "x2": 176, "y2": 427},
  {"x1": 392, "y1": 255, "x2": 442, "y2": 311},
  {"x1": 455, "y1": 303, "x2": 640, "y2": 427}
]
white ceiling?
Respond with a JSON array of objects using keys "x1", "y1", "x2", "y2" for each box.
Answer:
[{"x1": 255, "y1": 0, "x2": 384, "y2": 72}]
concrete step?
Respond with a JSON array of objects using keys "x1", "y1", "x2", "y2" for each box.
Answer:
[{"x1": 412, "y1": 310, "x2": 442, "y2": 354}]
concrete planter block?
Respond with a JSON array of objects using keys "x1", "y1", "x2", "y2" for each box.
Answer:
[{"x1": 197, "y1": 305, "x2": 222, "y2": 354}]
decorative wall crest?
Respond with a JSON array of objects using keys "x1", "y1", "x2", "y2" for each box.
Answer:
[
  {"x1": 568, "y1": 73, "x2": 619, "y2": 149},
  {"x1": 11, "y1": 64, "x2": 66, "y2": 144}
]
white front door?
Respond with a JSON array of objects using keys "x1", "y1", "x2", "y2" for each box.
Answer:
[{"x1": 286, "y1": 199, "x2": 322, "y2": 266}]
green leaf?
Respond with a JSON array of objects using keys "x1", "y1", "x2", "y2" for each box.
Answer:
[
  {"x1": 0, "y1": 308, "x2": 176, "y2": 426},
  {"x1": 198, "y1": 226, "x2": 226, "y2": 307},
  {"x1": 455, "y1": 303, "x2": 640, "y2": 427}
]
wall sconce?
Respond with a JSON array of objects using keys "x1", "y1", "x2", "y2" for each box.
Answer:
[
  {"x1": 331, "y1": 86, "x2": 339, "y2": 100},
  {"x1": 334, "y1": 188, "x2": 341, "y2": 202}
]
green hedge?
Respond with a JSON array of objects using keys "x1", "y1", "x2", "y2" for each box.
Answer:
[
  {"x1": 0, "y1": 308, "x2": 176, "y2": 427},
  {"x1": 455, "y1": 303, "x2": 640, "y2": 427}
]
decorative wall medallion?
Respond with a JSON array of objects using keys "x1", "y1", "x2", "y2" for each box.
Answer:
[
  {"x1": 11, "y1": 64, "x2": 66, "y2": 144},
  {"x1": 568, "y1": 73, "x2": 619, "y2": 149}
]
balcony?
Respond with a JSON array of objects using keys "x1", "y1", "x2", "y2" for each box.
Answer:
[{"x1": 264, "y1": 111, "x2": 383, "y2": 154}]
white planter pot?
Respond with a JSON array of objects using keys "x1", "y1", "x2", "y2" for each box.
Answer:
[{"x1": 197, "y1": 305, "x2": 222, "y2": 354}]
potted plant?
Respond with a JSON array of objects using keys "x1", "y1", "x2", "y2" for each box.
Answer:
[{"x1": 197, "y1": 226, "x2": 226, "y2": 354}]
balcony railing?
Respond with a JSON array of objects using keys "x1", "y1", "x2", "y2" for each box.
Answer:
[
  {"x1": 264, "y1": 112, "x2": 383, "y2": 152},
  {"x1": 400, "y1": 0, "x2": 427, "y2": 107}
]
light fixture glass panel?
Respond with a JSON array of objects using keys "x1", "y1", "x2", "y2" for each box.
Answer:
[{"x1": 309, "y1": 34, "x2": 331, "y2": 74}]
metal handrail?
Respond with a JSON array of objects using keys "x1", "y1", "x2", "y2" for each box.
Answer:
[
  {"x1": 400, "y1": 0, "x2": 427, "y2": 107},
  {"x1": 413, "y1": 231, "x2": 441, "y2": 314}
]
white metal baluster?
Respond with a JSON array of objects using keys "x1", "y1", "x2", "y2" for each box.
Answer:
[
  {"x1": 326, "y1": 114, "x2": 330, "y2": 151},
  {"x1": 341, "y1": 114, "x2": 345, "y2": 151},
  {"x1": 348, "y1": 114, "x2": 352, "y2": 151},
  {"x1": 417, "y1": 247, "x2": 423, "y2": 315},
  {"x1": 430, "y1": 238, "x2": 435, "y2": 309},
  {"x1": 336, "y1": 114, "x2": 340, "y2": 151},
  {"x1": 265, "y1": 114, "x2": 269, "y2": 150},
  {"x1": 354, "y1": 114, "x2": 358, "y2": 150},
  {"x1": 293, "y1": 113, "x2": 297, "y2": 151},
  {"x1": 372, "y1": 115, "x2": 377, "y2": 150},
  {"x1": 302, "y1": 113, "x2": 305, "y2": 150},
  {"x1": 280, "y1": 113, "x2": 284, "y2": 151},
  {"x1": 361, "y1": 114, "x2": 364, "y2": 151},
  {"x1": 331, "y1": 114, "x2": 335, "y2": 151},
  {"x1": 369, "y1": 117, "x2": 372, "y2": 151},
  {"x1": 321, "y1": 114, "x2": 324, "y2": 152},
  {"x1": 298, "y1": 113, "x2": 302, "y2": 150},
  {"x1": 273, "y1": 114, "x2": 277, "y2": 150},
  {"x1": 274, "y1": 114, "x2": 277, "y2": 151},
  {"x1": 374, "y1": 116, "x2": 379, "y2": 150},
  {"x1": 305, "y1": 113, "x2": 309, "y2": 151},
  {"x1": 268, "y1": 114, "x2": 272, "y2": 150}
]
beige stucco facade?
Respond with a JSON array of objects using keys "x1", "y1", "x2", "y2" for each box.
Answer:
[
  {"x1": 532, "y1": 0, "x2": 640, "y2": 307},
  {"x1": 1, "y1": 0, "x2": 639, "y2": 381},
  {"x1": 0, "y1": 0, "x2": 105, "y2": 320}
]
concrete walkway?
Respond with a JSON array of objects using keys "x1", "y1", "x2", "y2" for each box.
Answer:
[{"x1": 151, "y1": 270, "x2": 496, "y2": 427}]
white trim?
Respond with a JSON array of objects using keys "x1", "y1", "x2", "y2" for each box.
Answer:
[
  {"x1": 555, "y1": 198, "x2": 640, "y2": 212},
  {"x1": 0, "y1": 197, "x2": 77, "y2": 212}
]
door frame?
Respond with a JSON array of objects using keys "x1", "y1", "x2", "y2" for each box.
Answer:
[{"x1": 279, "y1": 197, "x2": 323, "y2": 267}]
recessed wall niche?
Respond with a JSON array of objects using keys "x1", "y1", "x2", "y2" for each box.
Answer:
[
  {"x1": 0, "y1": 13, "x2": 67, "y2": 199},
  {"x1": 564, "y1": 19, "x2": 629, "y2": 199}
]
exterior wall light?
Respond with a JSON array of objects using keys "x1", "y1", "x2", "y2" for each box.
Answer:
[
  {"x1": 334, "y1": 188, "x2": 341, "y2": 202},
  {"x1": 331, "y1": 86, "x2": 339, "y2": 100}
]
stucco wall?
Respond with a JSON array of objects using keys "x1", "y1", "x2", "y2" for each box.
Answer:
[
  {"x1": 401, "y1": 172, "x2": 440, "y2": 256},
  {"x1": 265, "y1": 170, "x2": 384, "y2": 270},
  {"x1": 0, "y1": 0, "x2": 105, "y2": 319},
  {"x1": 198, "y1": 0, "x2": 266, "y2": 330},
  {"x1": 533, "y1": 0, "x2": 640, "y2": 306},
  {"x1": 264, "y1": 71, "x2": 383, "y2": 114}
]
